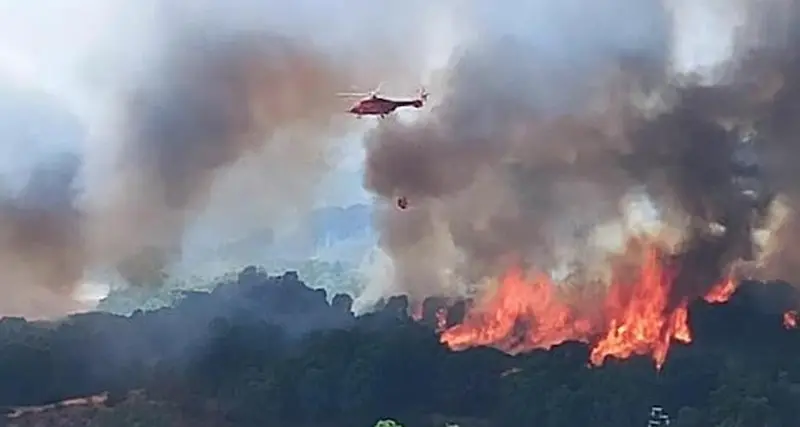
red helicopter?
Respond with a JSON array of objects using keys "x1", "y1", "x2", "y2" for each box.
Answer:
[{"x1": 338, "y1": 83, "x2": 429, "y2": 119}]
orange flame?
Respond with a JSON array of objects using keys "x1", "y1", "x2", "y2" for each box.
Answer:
[
  {"x1": 590, "y1": 248, "x2": 691, "y2": 368},
  {"x1": 704, "y1": 277, "x2": 737, "y2": 303},
  {"x1": 442, "y1": 268, "x2": 593, "y2": 353},
  {"x1": 439, "y1": 243, "x2": 736, "y2": 369}
]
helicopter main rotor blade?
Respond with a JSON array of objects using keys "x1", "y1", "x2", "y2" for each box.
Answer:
[{"x1": 366, "y1": 81, "x2": 384, "y2": 97}]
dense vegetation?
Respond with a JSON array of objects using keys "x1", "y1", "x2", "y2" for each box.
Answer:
[
  {"x1": 2, "y1": 268, "x2": 800, "y2": 427},
  {"x1": 98, "y1": 259, "x2": 365, "y2": 315}
]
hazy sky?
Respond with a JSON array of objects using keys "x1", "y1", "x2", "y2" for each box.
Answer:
[
  {"x1": 0, "y1": 0, "x2": 743, "y2": 302},
  {"x1": 0, "y1": 0, "x2": 467, "y2": 205},
  {"x1": 0, "y1": 0, "x2": 737, "y2": 202}
]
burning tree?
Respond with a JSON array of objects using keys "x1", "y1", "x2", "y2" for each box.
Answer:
[{"x1": 438, "y1": 238, "x2": 753, "y2": 369}]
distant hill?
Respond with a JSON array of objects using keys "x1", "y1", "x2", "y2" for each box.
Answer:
[
  {"x1": 310, "y1": 203, "x2": 373, "y2": 247},
  {"x1": 194, "y1": 202, "x2": 376, "y2": 266},
  {"x1": 98, "y1": 204, "x2": 377, "y2": 314},
  {"x1": 96, "y1": 204, "x2": 377, "y2": 314}
]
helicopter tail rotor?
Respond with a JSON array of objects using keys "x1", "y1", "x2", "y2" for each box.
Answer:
[{"x1": 418, "y1": 86, "x2": 429, "y2": 102}]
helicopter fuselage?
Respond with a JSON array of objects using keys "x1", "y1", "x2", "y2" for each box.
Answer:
[{"x1": 348, "y1": 96, "x2": 424, "y2": 118}]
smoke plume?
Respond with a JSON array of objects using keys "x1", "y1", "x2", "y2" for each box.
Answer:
[
  {"x1": 82, "y1": 27, "x2": 356, "y2": 286},
  {"x1": 363, "y1": 0, "x2": 800, "y2": 307},
  {"x1": 0, "y1": 0, "x2": 448, "y2": 317},
  {"x1": 0, "y1": 152, "x2": 89, "y2": 317}
]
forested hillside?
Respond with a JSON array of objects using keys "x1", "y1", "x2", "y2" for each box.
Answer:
[{"x1": 2, "y1": 267, "x2": 799, "y2": 427}]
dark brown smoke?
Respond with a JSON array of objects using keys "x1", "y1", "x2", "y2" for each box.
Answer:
[
  {"x1": 730, "y1": 0, "x2": 800, "y2": 287},
  {"x1": 0, "y1": 153, "x2": 89, "y2": 318},
  {"x1": 362, "y1": 0, "x2": 800, "y2": 306},
  {"x1": 363, "y1": 40, "x2": 666, "y2": 302}
]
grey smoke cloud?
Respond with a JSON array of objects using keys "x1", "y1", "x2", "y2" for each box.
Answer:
[
  {"x1": 9, "y1": 0, "x2": 800, "y2": 319},
  {"x1": 83, "y1": 28, "x2": 355, "y2": 286},
  {"x1": 363, "y1": 0, "x2": 672, "y2": 302},
  {"x1": 362, "y1": 0, "x2": 800, "y2": 307},
  {"x1": 0, "y1": 0, "x2": 453, "y2": 317}
]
